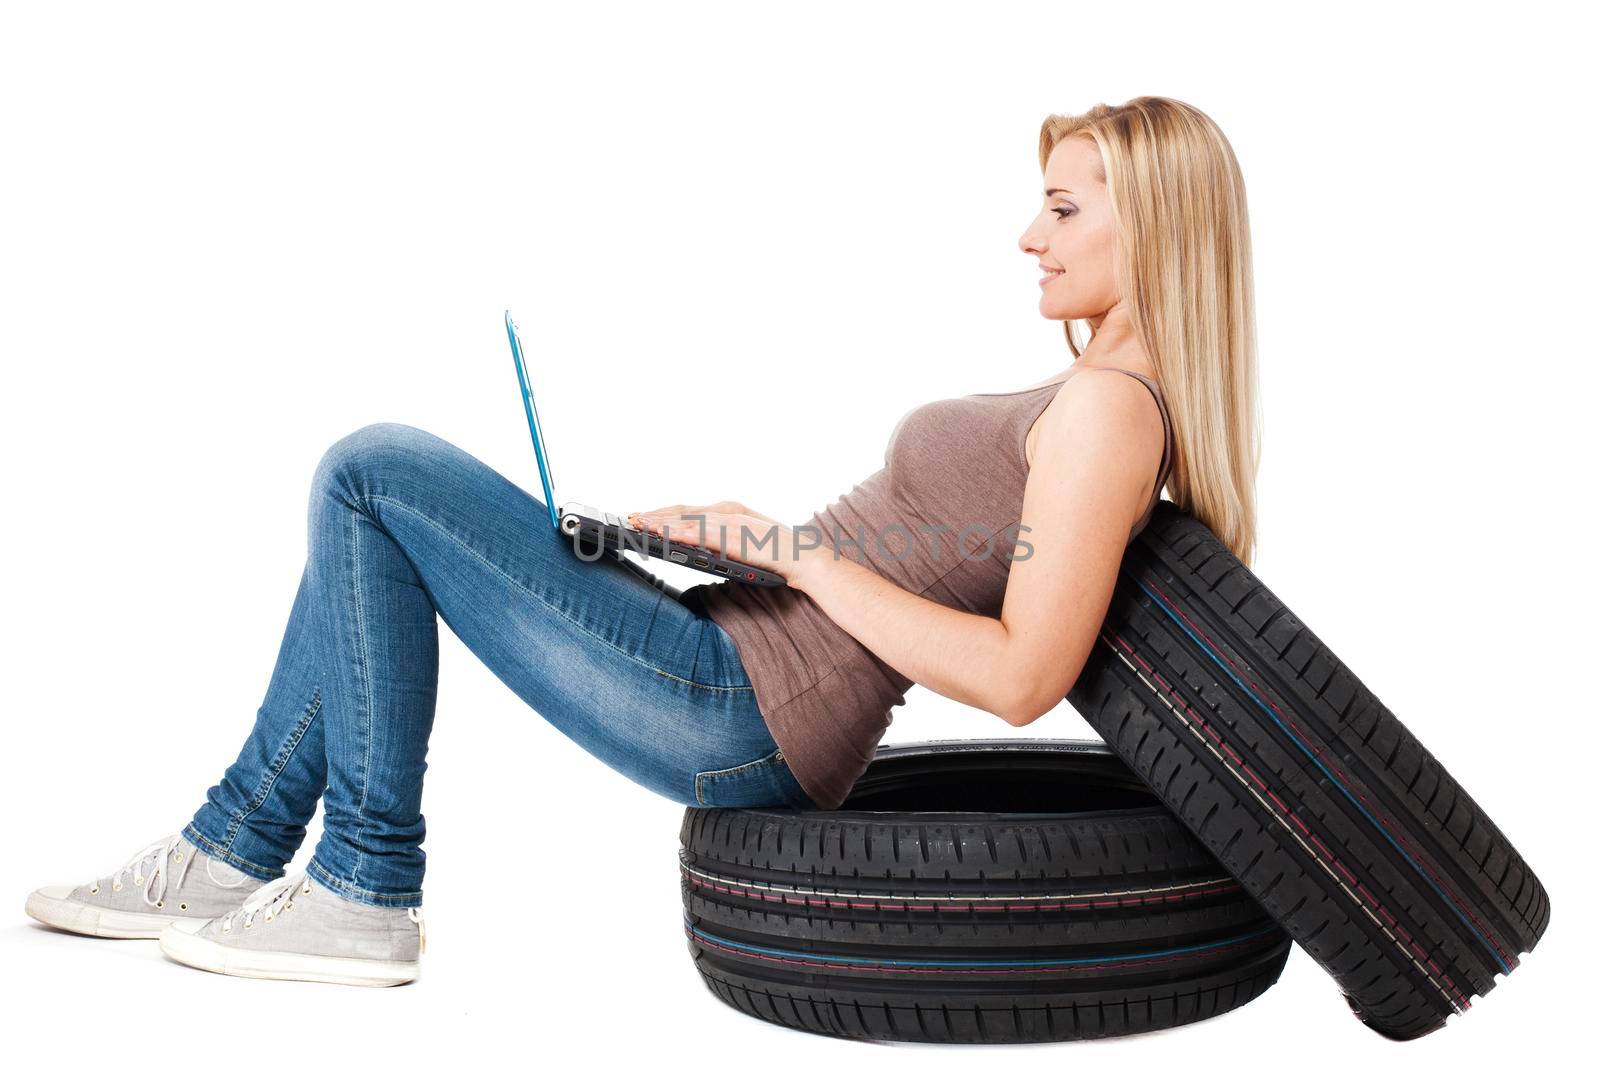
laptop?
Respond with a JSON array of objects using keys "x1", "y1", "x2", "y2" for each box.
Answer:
[{"x1": 504, "y1": 310, "x2": 787, "y2": 587}]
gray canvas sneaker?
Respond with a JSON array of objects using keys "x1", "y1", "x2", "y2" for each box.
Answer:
[
  {"x1": 159, "y1": 871, "x2": 424, "y2": 986},
  {"x1": 26, "y1": 833, "x2": 260, "y2": 939}
]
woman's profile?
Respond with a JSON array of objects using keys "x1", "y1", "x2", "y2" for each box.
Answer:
[{"x1": 25, "y1": 95, "x2": 1260, "y2": 987}]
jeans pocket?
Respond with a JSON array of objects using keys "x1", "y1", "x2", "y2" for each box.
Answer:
[{"x1": 694, "y1": 746, "x2": 809, "y2": 808}]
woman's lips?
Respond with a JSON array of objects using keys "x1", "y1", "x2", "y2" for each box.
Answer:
[{"x1": 1038, "y1": 269, "x2": 1064, "y2": 287}]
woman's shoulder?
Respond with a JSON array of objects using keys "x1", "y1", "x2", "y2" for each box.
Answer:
[{"x1": 1027, "y1": 366, "x2": 1167, "y2": 472}]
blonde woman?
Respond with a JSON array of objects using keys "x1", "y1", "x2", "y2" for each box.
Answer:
[{"x1": 26, "y1": 95, "x2": 1259, "y2": 986}]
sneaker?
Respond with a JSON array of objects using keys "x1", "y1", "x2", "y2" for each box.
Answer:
[
  {"x1": 25, "y1": 833, "x2": 259, "y2": 939},
  {"x1": 159, "y1": 871, "x2": 424, "y2": 987}
]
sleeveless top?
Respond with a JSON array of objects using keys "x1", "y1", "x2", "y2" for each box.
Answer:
[{"x1": 679, "y1": 365, "x2": 1176, "y2": 810}]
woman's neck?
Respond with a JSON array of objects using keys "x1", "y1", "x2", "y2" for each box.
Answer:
[{"x1": 1072, "y1": 308, "x2": 1154, "y2": 379}]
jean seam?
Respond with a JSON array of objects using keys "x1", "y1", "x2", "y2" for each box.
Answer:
[
  {"x1": 694, "y1": 746, "x2": 783, "y2": 806},
  {"x1": 650, "y1": 667, "x2": 754, "y2": 693},
  {"x1": 181, "y1": 824, "x2": 283, "y2": 881},
  {"x1": 307, "y1": 857, "x2": 422, "y2": 907},
  {"x1": 347, "y1": 508, "x2": 377, "y2": 894},
  {"x1": 358, "y1": 492, "x2": 742, "y2": 692},
  {"x1": 218, "y1": 689, "x2": 322, "y2": 856}
]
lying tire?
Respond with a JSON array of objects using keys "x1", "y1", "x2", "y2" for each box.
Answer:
[
  {"x1": 1066, "y1": 501, "x2": 1551, "y2": 1039},
  {"x1": 679, "y1": 739, "x2": 1291, "y2": 1043}
]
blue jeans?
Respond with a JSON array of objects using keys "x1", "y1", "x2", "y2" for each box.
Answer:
[{"x1": 183, "y1": 422, "x2": 814, "y2": 908}]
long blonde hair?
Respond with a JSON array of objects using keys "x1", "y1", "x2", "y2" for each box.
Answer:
[{"x1": 1039, "y1": 97, "x2": 1261, "y2": 566}]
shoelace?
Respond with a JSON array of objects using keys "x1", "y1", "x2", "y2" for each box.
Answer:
[
  {"x1": 218, "y1": 873, "x2": 428, "y2": 953},
  {"x1": 88, "y1": 834, "x2": 195, "y2": 909},
  {"x1": 222, "y1": 873, "x2": 309, "y2": 933}
]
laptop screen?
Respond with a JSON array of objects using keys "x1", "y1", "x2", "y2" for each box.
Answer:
[{"x1": 504, "y1": 310, "x2": 561, "y2": 530}]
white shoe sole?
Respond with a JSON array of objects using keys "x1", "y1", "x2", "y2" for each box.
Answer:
[
  {"x1": 158, "y1": 922, "x2": 419, "y2": 987},
  {"x1": 25, "y1": 886, "x2": 214, "y2": 939}
]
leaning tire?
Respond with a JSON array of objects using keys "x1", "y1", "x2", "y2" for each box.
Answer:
[
  {"x1": 679, "y1": 739, "x2": 1291, "y2": 1043},
  {"x1": 1066, "y1": 501, "x2": 1551, "y2": 1039}
]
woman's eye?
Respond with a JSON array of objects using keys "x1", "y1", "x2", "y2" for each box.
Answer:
[{"x1": 1052, "y1": 206, "x2": 1076, "y2": 220}]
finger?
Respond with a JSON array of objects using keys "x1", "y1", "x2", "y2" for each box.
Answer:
[
  {"x1": 629, "y1": 508, "x2": 685, "y2": 529},
  {"x1": 643, "y1": 515, "x2": 700, "y2": 538}
]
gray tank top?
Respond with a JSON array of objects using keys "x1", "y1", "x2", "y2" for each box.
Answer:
[{"x1": 681, "y1": 364, "x2": 1175, "y2": 809}]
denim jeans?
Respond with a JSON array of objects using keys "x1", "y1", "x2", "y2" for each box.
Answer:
[{"x1": 183, "y1": 422, "x2": 814, "y2": 908}]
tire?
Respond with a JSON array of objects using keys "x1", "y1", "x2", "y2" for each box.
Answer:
[
  {"x1": 1066, "y1": 501, "x2": 1551, "y2": 1039},
  {"x1": 679, "y1": 739, "x2": 1291, "y2": 1043}
]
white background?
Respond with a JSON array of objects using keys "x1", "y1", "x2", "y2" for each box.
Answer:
[{"x1": 2, "y1": 1, "x2": 1594, "y2": 1070}]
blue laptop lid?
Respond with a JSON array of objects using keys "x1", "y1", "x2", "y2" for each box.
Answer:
[{"x1": 504, "y1": 310, "x2": 561, "y2": 530}]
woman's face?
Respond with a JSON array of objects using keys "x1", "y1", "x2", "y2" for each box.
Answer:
[{"x1": 1018, "y1": 136, "x2": 1120, "y2": 323}]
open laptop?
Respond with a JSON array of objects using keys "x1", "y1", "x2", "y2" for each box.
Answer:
[{"x1": 504, "y1": 310, "x2": 787, "y2": 587}]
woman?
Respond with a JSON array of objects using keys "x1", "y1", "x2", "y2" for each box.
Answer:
[{"x1": 25, "y1": 95, "x2": 1260, "y2": 987}]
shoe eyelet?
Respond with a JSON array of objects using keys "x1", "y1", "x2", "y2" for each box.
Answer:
[
  {"x1": 301, "y1": 882, "x2": 311, "y2": 894},
  {"x1": 179, "y1": 902, "x2": 188, "y2": 911},
  {"x1": 244, "y1": 919, "x2": 253, "y2": 929},
  {"x1": 89, "y1": 885, "x2": 99, "y2": 894},
  {"x1": 172, "y1": 852, "x2": 183, "y2": 862},
  {"x1": 284, "y1": 902, "x2": 293, "y2": 911},
  {"x1": 133, "y1": 876, "x2": 143, "y2": 886},
  {"x1": 222, "y1": 924, "x2": 231, "y2": 933},
  {"x1": 156, "y1": 900, "x2": 164, "y2": 908},
  {"x1": 112, "y1": 881, "x2": 123, "y2": 892},
  {"x1": 264, "y1": 912, "x2": 274, "y2": 922}
]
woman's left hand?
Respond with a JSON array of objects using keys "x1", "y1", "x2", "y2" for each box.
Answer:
[{"x1": 627, "y1": 501, "x2": 810, "y2": 585}]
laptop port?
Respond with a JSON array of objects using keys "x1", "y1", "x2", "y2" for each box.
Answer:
[
  {"x1": 713, "y1": 563, "x2": 731, "y2": 574},
  {"x1": 692, "y1": 556, "x2": 710, "y2": 568},
  {"x1": 668, "y1": 551, "x2": 688, "y2": 564}
]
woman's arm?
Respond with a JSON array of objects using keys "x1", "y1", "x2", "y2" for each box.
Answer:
[
  {"x1": 629, "y1": 371, "x2": 1165, "y2": 727},
  {"x1": 790, "y1": 371, "x2": 1165, "y2": 725}
]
